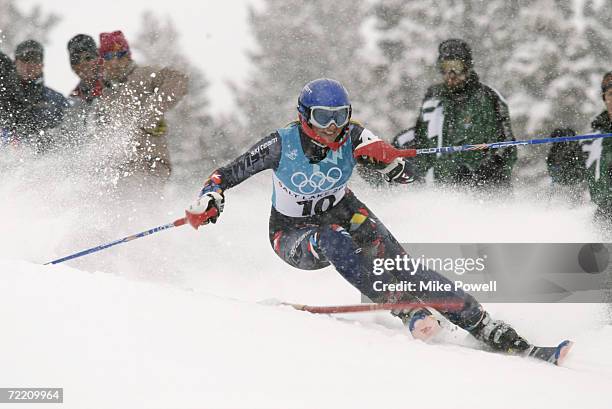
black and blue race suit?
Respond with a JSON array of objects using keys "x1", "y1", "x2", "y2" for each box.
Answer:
[{"x1": 199, "y1": 121, "x2": 484, "y2": 330}]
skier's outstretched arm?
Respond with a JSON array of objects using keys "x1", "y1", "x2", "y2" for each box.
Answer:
[{"x1": 185, "y1": 132, "x2": 282, "y2": 229}]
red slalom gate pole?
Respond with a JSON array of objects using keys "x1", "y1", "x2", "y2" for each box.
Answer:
[{"x1": 281, "y1": 301, "x2": 464, "y2": 314}]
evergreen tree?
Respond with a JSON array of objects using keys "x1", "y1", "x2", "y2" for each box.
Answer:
[
  {"x1": 234, "y1": 0, "x2": 371, "y2": 144},
  {"x1": 580, "y1": 0, "x2": 612, "y2": 122},
  {"x1": 504, "y1": 0, "x2": 591, "y2": 134},
  {"x1": 366, "y1": 1, "x2": 442, "y2": 136},
  {"x1": 0, "y1": 0, "x2": 58, "y2": 54},
  {"x1": 371, "y1": 0, "x2": 612, "y2": 137}
]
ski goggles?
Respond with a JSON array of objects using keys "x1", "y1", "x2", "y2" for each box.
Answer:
[
  {"x1": 102, "y1": 50, "x2": 129, "y2": 61},
  {"x1": 440, "y1": 59, "x2": 467, "y2": 75},
  {"x1": 309, "y1": 105, "x2": 351, "y2": 129}
]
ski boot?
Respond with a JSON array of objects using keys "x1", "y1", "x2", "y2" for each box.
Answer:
[
  {"x1": 469, "y1": 312, "x2": 530, "y2": 354},
  {"x1": 469, "y1": 312, "x2": 574, "y2": 365},
  {"x1": 395, "y1": 308, "x2": 442, "y2": 342}
]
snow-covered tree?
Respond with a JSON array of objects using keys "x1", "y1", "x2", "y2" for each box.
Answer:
[
  {"x1": 365, "y1": 1, "x2": 446, "y2": 136},
  {"x1": 577, "y1": 0, "x2": 612, "y2": 125},
  {"x1": 370, "y1": 0, "x2": 612, "y2": 137},
  {"x1": 234, "y1": 0, "x2": 371, "y2": 143},
  {"x1": 0, "y1": 0, "x2": 58, "y2": 55},
  {"x1": 503, "y1": 0, "x2": 604, "y2": 134}
]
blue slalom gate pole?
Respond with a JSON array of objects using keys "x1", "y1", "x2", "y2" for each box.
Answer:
[
  {"x1": 354, "y1": 132, "x2": 612, "y2": 163},
  {"x1": 44, "y1": 208, "x2": 219, "y2": 265},
  {"x1": 413, "y1": 132, "x2": 612, "y2": 156},
  {"x1": 44, "y1": 217, "x2": 188, "y2": 265}
]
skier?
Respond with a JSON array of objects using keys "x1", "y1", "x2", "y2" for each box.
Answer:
[{"x1": 185, "y1": 78, "x2": 552, "y2": 357}]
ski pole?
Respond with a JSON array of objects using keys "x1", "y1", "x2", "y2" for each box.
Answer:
[
  {"x1": 354, "y1": 132, "x2": 612, "y2": 163},
  {"x1": 279, "y1": 301, "x2": 464, "y2": 314},
  {"x1": 44, "y1": 208, "x2": 218, "y2": 265}
]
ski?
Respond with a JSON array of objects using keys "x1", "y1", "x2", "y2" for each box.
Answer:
[
  {"x1": 267, "y1": 299, "x2": 574, "y2": 366},
  {"x1": 524, "y1": 340, "x2": 574, "y2": 366}
]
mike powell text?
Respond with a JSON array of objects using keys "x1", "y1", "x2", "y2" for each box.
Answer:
[{"x1": 372, "y1": 280, "x2": 498, "y2": 293}]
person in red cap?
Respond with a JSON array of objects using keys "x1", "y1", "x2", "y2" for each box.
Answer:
[
  {"x1": 99, "y1": 31, "x2": 132, "y2": 84},
  {"x1": 95, "y1": 30, "x2": 188, "y2": 183}
]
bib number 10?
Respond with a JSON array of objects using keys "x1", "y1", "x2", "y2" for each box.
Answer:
[{"x1": 297, "y1": 195, "x2": 336, "y2": 216}]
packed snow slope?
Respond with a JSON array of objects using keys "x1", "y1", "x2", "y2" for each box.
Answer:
[{"x1": 1, "y1": 150, "x2": 611, "y2": 409}]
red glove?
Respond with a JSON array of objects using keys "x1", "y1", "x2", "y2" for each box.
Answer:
[
  {"x1": 185, "y1": 192, "x2": 224, "y2": 230},
  {"x1": 355, "y1": 140, "x2": 416, "y2": 183},
  {"x1": 354, "y1": 136, "x2": 418, "y2": 160}
]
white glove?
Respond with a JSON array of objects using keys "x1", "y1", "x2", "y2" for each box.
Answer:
[
  {"x1": 380, "y1": 158, "x2": 416, "y2": 184},
  {"x1": 185, "y1": 192, "x2": 225, "y2": 229}
]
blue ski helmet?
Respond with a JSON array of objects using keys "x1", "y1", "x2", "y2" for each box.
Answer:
[{"x1": 297, "y1": 78, "x2": 351, "y2": 124}]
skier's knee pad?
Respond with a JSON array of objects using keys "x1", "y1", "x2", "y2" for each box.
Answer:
[{"x1": 270, "y1": 228, "x2": 329, "y2": 270}]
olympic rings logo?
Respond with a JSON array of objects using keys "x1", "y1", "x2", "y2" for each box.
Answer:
[{"x1": 290, "y1": 167, "x2": 343, "y2": 194}]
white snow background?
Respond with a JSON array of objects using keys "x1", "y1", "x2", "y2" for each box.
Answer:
[
  {"x1": 1, "y1": 1, "x2": 611, "y2": 407},
  {"x1": 0, "y1": 146, "x2": 611, "y2": 409}
]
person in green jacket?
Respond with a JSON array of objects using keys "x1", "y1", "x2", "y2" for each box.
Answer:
[
  {"x1": 584, "y1": 71, "x2": 612, "y2": 222},
  {"x1": 545, "y1": 128, "x2": 587, "y2": 205},
  {"x1": 395, "y1": 39, "x2": 517, "y2": 189},
  {"x1": 546, "y1": 128, "x2": 587, "y2": 186}
]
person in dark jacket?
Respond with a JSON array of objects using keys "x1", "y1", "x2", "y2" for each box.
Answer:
[
  {"x1": 394, "y1": 39, "x2": 516, "y2": 189},
  {"x1": 59, "y1": 34, "x2": 104, "y2": 146},
  {"x1": 0, "y1": 50, "x2": 19, "y2": 145},
  {"x1": 12, "y1": 40, "x2": 68, "y2": 151},
  {"x1": 545, "y1": 127, "x2": 588, "y2": 205},
  {"x1": 67, "y1": 34, "x2": 102, "y2": 105},
  {"x1": 584, "y1": 71, "x2": 612, "y2": 221},
  {"x1": 546, "y1": 128, "x2": 587, "y2": 186}
]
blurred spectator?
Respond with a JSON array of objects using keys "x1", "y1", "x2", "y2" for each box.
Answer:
[
  {"x1": 67, "y1": 34, "x2": 102, "y2": 105},
  {"x1": 58, "y1": 34, "x2": 103, "y2": 147},
  {"x1": 96, "y1": 30, "x2": 188, "y2": 182},
  {"x1": 0, "y1": 51, "x2": 19, "y2": 144},
  {"x1": 13, "y1": 40, "x2": 68, "y2": 151},
  {"x1": 545, "y1": 127, "x2": 587, "y2": 205},
  {"x1": 584, "y1": 71, "x2": 612, "y2": 221},
  {"x1": 394, "y1": 39, "x2": 516, "y2": 190},
  {"x1": 546, "y1": 128, "x2": 587, "y2": 186}
]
